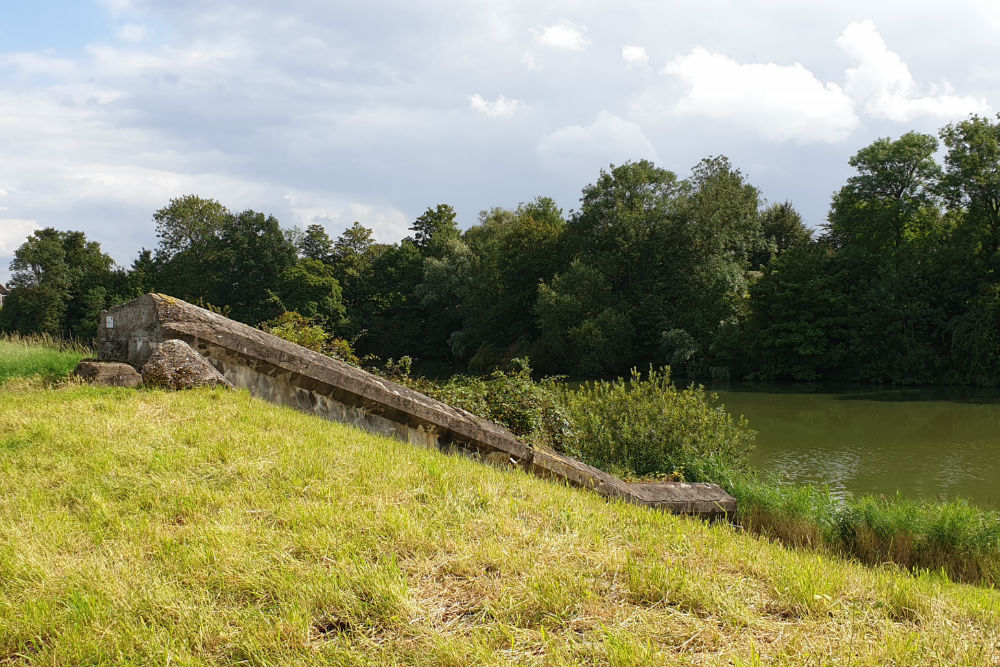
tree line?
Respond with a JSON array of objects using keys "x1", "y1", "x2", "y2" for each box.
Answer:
[{"x1": 5, "y1": 114, "x2": 1000, "y2": 385}]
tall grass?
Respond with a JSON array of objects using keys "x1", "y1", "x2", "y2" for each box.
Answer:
[
  {"x1": 0, "y1": 333, "x2": 90, "y2": 384},
  {"x1": 731, "y1": 474, "x2": 1000, "y2": 585}
]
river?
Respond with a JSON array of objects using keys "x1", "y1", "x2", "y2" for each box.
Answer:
[{"x1": 712, "y1": 385, "x2": 1000, "y2": 508}]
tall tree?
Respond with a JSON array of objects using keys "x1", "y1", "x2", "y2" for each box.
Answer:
[
  {"x1": 298, "y1": 224, "x2": 335, "y2": 264},
  {"x1": 357, "y1": 240, "x2": 426, "y2": 358},
  {"x1": 331, "y1": 222, "x2": 378, "y2": 338},
  {"x1": 940, "y1": 115, "x2": 1000, "y2": 273},
  {"x1": 752, "y1": 201, "x2": 811, "y2": 267},
  {"x1": 410, "y1": 204, "x2": 459, "y2": 257},
  {"x1": 151, "y1": 195, "x2": 231, "y2": 300},
  {"x1": 276, "y1": 259, "x2": 346, "y2": 327},
  {"x1": 0, "y1": 228, "x2": 119, "y2": 337},
  {"x1": 455, "y1": 198, "x2": 567, "y2": 367},
  {"x1": 208, "y1": 209, "x2": 298, "y2": 324},
  {"x1": 827, "y1": 132, "x2": 942, "y2": 255},
  {"x1": 535, "y1": 158, "x2": 765, "y2": 376}
]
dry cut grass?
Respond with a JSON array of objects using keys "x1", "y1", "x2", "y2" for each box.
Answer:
[{"x1": 0, "y1": 382, "x2": 998, "y2": 665}]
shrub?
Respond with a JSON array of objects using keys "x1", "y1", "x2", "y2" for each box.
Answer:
[
  {"x1": 558, "y1": 367, "x2": 755, "y2": 482},
  {"x1": 262, "y1": 311, "x2": 359, "y2": 365},
  {"x1": 395, "y1": 358, "x2": 570, "y2": 450}
]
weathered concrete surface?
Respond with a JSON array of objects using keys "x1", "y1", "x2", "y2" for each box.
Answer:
[
  {"x1": 98, "y1": 294, "x2": 736, "y2": 518},
  {"x1": 74, "y1": 360, "x2": 142, "y2": 388},
  {"x1": 141, "y1": 339, "x2": 233, "y2": 390}
]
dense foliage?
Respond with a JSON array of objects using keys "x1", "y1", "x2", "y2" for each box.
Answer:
[
  {"x1": 9, "y1": 115, "x2": 1000, "y2": 385},
  {"x1": 746, "y1": 117, "x2": 1000, "y2": 385}
]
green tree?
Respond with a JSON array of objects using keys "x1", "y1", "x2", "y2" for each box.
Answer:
[
  {"x1": 535, "y1": 260, "x2": 629, "y2": 377},
  {"x1": 534, "y1": 158, "x2": 767, "y2": 377},
  {"x1": 415, "y1": 236, "x2": 473, "y2": 361},
  {"x1": 276, "y1": 259, "x2": 346, "y2": 327},
  {"x1": 455, "y1": 197, "x2": 567, "y2": 367},
  {"x1": 940, "y1": 115, "x2": 1000, "y2": 274},
  {"x1": 299, "y1": 224, "x2": 335, "y2": 264},
  {"x1": 827, "y1": 132, "x2": 942, "y2": 256},
  {"x1": 410, "y1": 204, "x2": 459, "y2": 257},
  {"x1": 355, "y1": 240, "x2": 426, "y2": 358},
  {"x1": 208, "y1": 209, "x2": 298, "y2": 325},
  {"x1": 752, "y1": 201, "x2": 811, "y2": 267},
  {"x1": 331, "y1": 222, "x2": 379, "y2": 339},
  {"x1": 745, "y1": 243, "x2": 851, "y2": 380},
  {"x1": 151, "y1": 195, "x2": 231, "y2": 300},
  {"x1": 655, "y1": 156, "x2": 765, "y2": 374},
  {"x1": 0, "y1": 228, "x2": 120, "y2": 337}
]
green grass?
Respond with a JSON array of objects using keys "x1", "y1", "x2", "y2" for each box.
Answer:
[
  {"x1": 730, "y1": 474, "x2": 1000, "y2": 586},
  {"x1": 1, "y1": 382, "x2": 999, "y2": 665},
  {"x1": 0, "y1": 334, "x2": 89, "y2": 384}
]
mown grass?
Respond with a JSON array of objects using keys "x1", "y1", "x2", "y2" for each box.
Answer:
[
  {"x1": 1, "y1": 381, "x2": 999, "y2": 665},
  {"x1": 0, "y1": 333, "x2": 89, "y2": 384}
]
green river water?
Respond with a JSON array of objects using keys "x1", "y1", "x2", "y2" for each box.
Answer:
[{"x1": 712, "y1": 386, "x2": 1000, "y2": 509}]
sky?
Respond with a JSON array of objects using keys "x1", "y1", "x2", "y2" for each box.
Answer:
[{"x1": 1, "y1": 0, "x2": 998, "y2": 283}]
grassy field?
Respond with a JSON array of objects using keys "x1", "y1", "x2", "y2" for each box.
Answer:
[
  {"x1": 1, "y1": 381, "x2": 999, "y2": 665},
  {"x1": 0, "y1": 334, "x2": 88, "y2": 384}
]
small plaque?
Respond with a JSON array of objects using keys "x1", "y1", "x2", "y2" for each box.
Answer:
[{"x1": 106, "y1": 316, "x2": 114, "y2": 329}]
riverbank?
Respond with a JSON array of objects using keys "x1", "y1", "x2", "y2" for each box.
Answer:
[{"x1": 1, "y1": 380, "x2": 998, "y2": 664}]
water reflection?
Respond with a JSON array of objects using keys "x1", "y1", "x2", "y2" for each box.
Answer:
[{"x1": 712, "y1": 386, "x2": 1000, "y2": 508}]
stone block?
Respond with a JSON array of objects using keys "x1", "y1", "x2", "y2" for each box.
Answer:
[
  {"x1": 141, "y1": 339, "x2": 233, "y2": 390},
  {"x1": 73, "y1": 360, "x2": 142, "y2": 388}
]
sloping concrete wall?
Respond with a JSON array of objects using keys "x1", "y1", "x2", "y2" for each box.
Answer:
[{"x1": 99, "y1": 294, "x2": 736, "y2": 519}]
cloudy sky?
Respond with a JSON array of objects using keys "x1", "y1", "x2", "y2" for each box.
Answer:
[{"x1": 1, "y1": 0, "x2": 996, "y2": 282}]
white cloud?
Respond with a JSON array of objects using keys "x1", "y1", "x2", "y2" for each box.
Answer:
[
  {"x1": 0, "y1": 219, "x2": 41, "y2": 257},
  {"x1": 538, "y1": 111, "x2": 659, "y2": 167},
  {"x1": 117, "y1": 24, "x2": 149, "y2": 43},
  {"x1": 664, "y1": 47, "x2": 858, "y2": 143},
  {"x1": 837, "y1": 20, "x2": 988, "y2": 122},
  {"x1": 468, "y1": 93, "x2": 523, "y2": 118},
  {"x1": 521, "y1": 50, "x2": 540, "y2": 71},
  {"x1": 531, "y1": 21, "x2": 590, "y2": 51},
  {"x1": 622, "y1": 45, "x2": 648, "y2": 68}
]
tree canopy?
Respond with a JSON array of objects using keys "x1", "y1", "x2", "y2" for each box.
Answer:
[{"x1": 10, "y1": 119, "x2": 1000, "y2": 386}]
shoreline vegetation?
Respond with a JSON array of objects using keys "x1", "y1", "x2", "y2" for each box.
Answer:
[
  {"x1": 1, "y1": 342, "x2": 1000, "y2": 664},
  {"x1": 392, "y1": 360, "x2": 1000, "y2": 588}
]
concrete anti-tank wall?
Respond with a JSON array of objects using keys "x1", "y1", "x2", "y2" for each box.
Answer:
[{"x1": 99, "y1": 294, "x2": 737, "y2": 519}]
